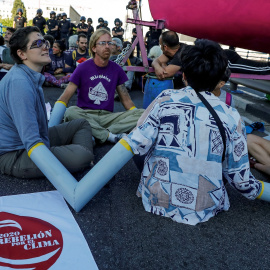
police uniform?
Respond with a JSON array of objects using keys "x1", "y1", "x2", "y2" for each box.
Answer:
[
  {"x1": 59, "y1": 19, "x2": 71, "y2": 40},
  {"x1": 46, "y1": 18, "x2": 58, "y2": 38},
  {"x1": 112, "y1": 26, "x2": 124, "y2": 42},
  {"x1": 13, "y1": 15, "x2": 27, "y2": 29},
  {"x1": 103, "y1": 26, "x2": 110, "y2": 33},
  {"x1": 96, "y1": 24, "x2": 103, "y2": 30},
  {"x1": 33, "y1": 16, "x2": 46, "y2": 35},
  {"x1": 87, "y1": 25, "x2": 94, "y2": 42},
  {"x1": 77, "y1": 22, "x2": 88, "y2": 34}
]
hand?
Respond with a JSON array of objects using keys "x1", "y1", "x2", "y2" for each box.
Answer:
[
  {"x1": 1, "y1": 64, "x2": 13, "y2": 70},
  {"x1": 254, "y1": 163, "x2": 270, "y2": 175},
  {"x1": 54, "y1": 68, "x2": 63, "y2": 74},
  {"x1": 154, "y1": 66, "x2": 167, "y2": 80}
]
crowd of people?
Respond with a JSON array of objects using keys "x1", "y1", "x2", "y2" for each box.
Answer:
[{"x1": 0, "y1": 7, "x2": 270, "y2": 225}]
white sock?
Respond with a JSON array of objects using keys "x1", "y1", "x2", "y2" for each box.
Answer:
[{"x1": 107, "y1": 132, "x2": 117, "y2": 143}]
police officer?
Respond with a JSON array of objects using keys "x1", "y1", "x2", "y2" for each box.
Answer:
[
  {"x1": 33, "y1": 9, "x2": 46, "y2": 35},
  {"x1": 131, "y1": 27, "x2": 140, "y2": 57},
  {"x1": 13, "y1": 8, "x2": 27, "y2": 30},
  {"x1": 56, "y1": 13, "x2": 62, "y2": 22},
  {"x1": 103, "y1": 20, "x2": 110, "y2": 33},
  {"x1": 96, "y1": 17, "x2": 104, "y2": 30},
  {"x1": 68, "y1": 19, "x2": 77, "y2": 37},
  {"x1": 77, "y1": 16, "x2": 88, "y2": 34},
  {"x1": 46, "y1": 11, "x2": 58, "y2": 39},
  {"x1": 58, "y1": 12, "x2": 71, "y2": 44},
  {"x1": 112, "y1": 18, "x2": 124, "y2": 42},
  {"x1": 87, "y1": 18, "x2": 94, "y2": 43}
]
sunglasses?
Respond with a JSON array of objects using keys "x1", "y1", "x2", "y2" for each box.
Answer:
[
  {"x1": 96, "y1": 41, "x2": 115, "y2": 46},
  {"x1": 29, "y1": 39, "x2": 50, "y2": 50}
]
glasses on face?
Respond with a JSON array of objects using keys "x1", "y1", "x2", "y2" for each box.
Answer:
[
  {"x1": 29, "y1": 39, "x2": 50, "y2": 50},
  {"x1": 96, "y1": 41, "x2": 114, "y2": 46}
]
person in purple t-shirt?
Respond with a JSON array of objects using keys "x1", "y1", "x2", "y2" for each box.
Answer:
[{"x1": 57, "y1": 29, "x2": 144, "y2": 144}]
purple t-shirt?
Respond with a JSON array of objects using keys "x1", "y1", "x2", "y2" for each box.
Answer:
[{"x1": 69, "y1": 59, "x2": 128, "y2": 112}]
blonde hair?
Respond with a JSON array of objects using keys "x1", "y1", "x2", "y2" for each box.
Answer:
[{"x1": 89, "y1": 29, "x2": 111, "y2": 57}]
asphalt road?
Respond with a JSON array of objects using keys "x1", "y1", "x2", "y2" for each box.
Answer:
[{"x1": 1, "y1": 85, "x2": 270, "y2": 270}]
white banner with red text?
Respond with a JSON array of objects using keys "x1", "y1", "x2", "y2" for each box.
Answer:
[{"x1": 0, "y1": 191, "x2": 98, "y2": 270}]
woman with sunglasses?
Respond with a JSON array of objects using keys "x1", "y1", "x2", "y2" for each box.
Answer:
[
  {"x1": 44, "y1": 39, "x2": 74, "y2": 88},
  {"x1": 0, "y1": 26, "x2": 94, "y2": 179}
]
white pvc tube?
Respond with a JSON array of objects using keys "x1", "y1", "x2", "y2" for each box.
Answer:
[
  {"x1": 48, "y1": 101, "x2": 67, "y2": 127},
  {"x1": 29, "y1": 144, "x2": 77, "y2": 206},
  {"x1": 74, "y1": 139, "x2": 134, "y2": 211}
]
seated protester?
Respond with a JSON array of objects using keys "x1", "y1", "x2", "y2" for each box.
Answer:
[
  {"x1": 122, "y1": 41, "x2": 142, "y2": 91},
  {"x1": 44, "y1": 39, "x2": 74, "y2": 87},
  {"x1": 43, "y1": 34, "x2": 55, "y2": 54},
  {"x1": 66, "y1": 34, "x2": 78, "y2": 54},
  {"x1": 124, "y1": 39, "x2": 261, "y2": 225},
  {"x1": 0, "y1": 27, "x2": 16, "y2": 80},
  {"x1": 109, "y1": 37, "x2": 122, "y2": 62},
  {"x1": 147, "y1": 45, "x2": 163, "y2": 65},
  {"x1": 212, "y1": 68, "x2": 235, "y2": 107},
  {"x1": 247, "y1": 135, "x2": 270, "y2": 174},
  {"x1": 0, "y1": 26, "x2": 94, "y2": 179},
  {"x1": 0, "y1": 35, "x2": 5, "y2": 61},
  {"x1": 55, "y1": 29, "x2": 144, "y2": 144},
  {"x1": 69, "y1": 34, "x2": 90, "y2": 68}
]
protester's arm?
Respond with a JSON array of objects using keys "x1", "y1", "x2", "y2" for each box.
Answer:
[
  {"x1": 1, "y1": 63, "x2": 13, "y2": 70},
  {"x1": 162, "y1": 64, "x2": 180, "y2": 78},
  {"x1": 45, "y1": 24, "x2": 49, "y2": 31},
  {"x1": 223, "y1": 116, "x2": 261, "y2": 200},
  {"x1": 63, "y1": 53, "x2": 75, "y2": 73},
  {"x1": 12, "y1": 20, "x2": 15, "y2": 28},
  {"x1": 124, "y1": 99, "x2": 161, "y2": 155},
  {"x1": 58, "y1": 81, "x2": 78, "y2": 105},
  {"x1": 151, "y1": 54, "x2": 170, "y2": 80},
  {"x1": 116, "y1": 84, "x2": 136, "y2": 110},
  {"x1": 7, "y1": 78, "x2": 48, "y2": 151}
]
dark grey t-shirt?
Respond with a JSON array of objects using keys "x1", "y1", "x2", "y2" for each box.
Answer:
[{"x1": 168, "y1": 43, "x2": 187, "y2": 67}]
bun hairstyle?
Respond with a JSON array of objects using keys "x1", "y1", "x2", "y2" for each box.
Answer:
[{"x1": 181, "y1": 39, "x2": 228, "y2": 92}]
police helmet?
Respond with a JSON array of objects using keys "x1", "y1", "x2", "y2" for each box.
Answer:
[
  {"x1": 37, "y1": 9, "x2": 43, "y2": 15},
  {"x1": 17, "y1": 8, "x2": 23, "y2": 14},
  {"x1": 114, "y1": 18, "x2": 120, "y2": 24},
  {"x1": 87, "y1": 18, "x2": 92, "y2": 23},
  {"x1": 57, "y1": 13, "x2": 61, "y2": 18},
  {"x1": 80, "y1": 16, "x2": 86, "y2": 21},
  {"x1": 98, "y1": 17, "x2": 104, "y2": 23},
  {"x1": 104, "y1": 20, "x2": 108, "y2": 25},
  {"x1": 50, "y1": 11, "x2": 56, "y2": 16},
  {"x1": 120, "y1": 20, "x2": 123, "y2": 26},
  {"x1": 61, "y1": 12, "x2": 67, "y2": 17}
]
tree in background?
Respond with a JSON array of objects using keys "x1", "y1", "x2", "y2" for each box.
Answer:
[{"x1": 11, "y1": 0, "x2": 27, "y2": 20}]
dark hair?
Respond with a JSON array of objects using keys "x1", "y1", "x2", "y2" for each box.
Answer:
[
  {"x1": 181, "y1": 39, "x2": 228, "y2": 92},
  {"x1": 0, "y1": 35, "x2": 4, "y2": 46},
  {"x1": 54, "y1": 39, "x2": 66, "y2": 52},
  {"x1": 9, "y1": 26, "x2": 40, "y2": 64},
  {"x1": 44, "y1": 34, "x2": 54, "y2": 48},
  {"x1": 77, "y1": 34, "x2": 87, "y2": 42},
  {"x1": 221, "y1": 68, "x2": 231, "y2": 83},
  {"x1": 6, "y1": 27, "x2": 16, "y2": 34},
  {"x1": 161, "y1": 31, "x2": 179, "y2": 48}
]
